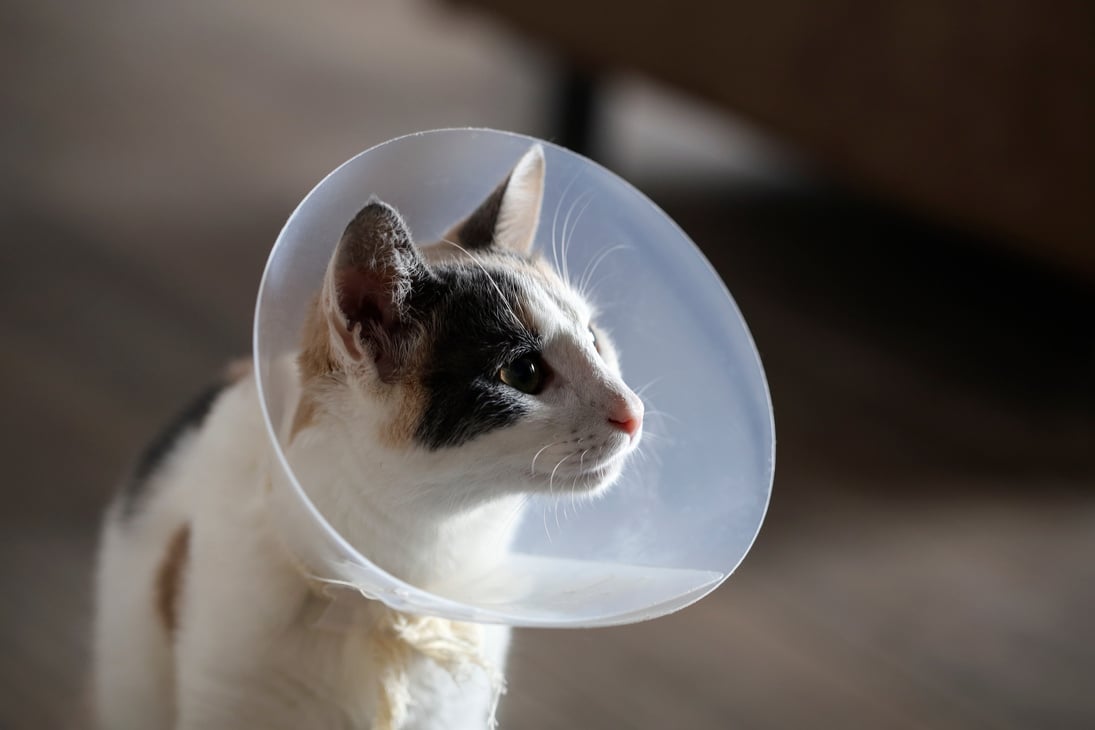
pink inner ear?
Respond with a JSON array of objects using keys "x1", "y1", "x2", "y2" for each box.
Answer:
[
  {"x1": 332, "y1": 266, "x2": 404, "y2": 380},
  {"x1": 336, "y1": 266, "x2": 395, "y2": 333}
]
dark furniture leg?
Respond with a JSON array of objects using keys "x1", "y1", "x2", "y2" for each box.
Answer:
[{"x1": 553, "y1": 64, "x2": 599, "y2": 160}]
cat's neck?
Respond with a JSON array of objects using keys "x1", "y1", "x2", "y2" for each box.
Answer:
[{"x1": 283, "y1": 413, "x2": 524, "y2": 591}]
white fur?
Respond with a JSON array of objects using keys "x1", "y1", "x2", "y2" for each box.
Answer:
[
  {"x1": 94, "y1": 376, "x2": 514, "y2": 730},
  {"x1": 92, "y1": 145, "x2": 643, "y2": 729},
  {"x1": 494, "y1": 144, "x2": 544, "y2": 255}
]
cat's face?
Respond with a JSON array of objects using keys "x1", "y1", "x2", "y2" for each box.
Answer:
[{"x1": 298, "y1": 145, "x2": 643, "y2": 507}]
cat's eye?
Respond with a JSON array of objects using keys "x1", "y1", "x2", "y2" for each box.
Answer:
[
  {"x1": 499, "y1": 354, "x2": 544, "y2": 395},
  {"x1": 589, "y1": 326, "x2": 600, "y2": 353}
]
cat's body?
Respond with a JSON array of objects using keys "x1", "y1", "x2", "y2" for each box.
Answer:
[{"x1": 93, "y1": 145, "x2": 643, "y2": 730}]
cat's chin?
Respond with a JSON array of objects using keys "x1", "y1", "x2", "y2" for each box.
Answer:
[
  {"x1": 524, "y1": 455, "x2": 627, "y2": 498},
  {"x1": 573, "y1": 467, "x2": 624, "y2": 498}
]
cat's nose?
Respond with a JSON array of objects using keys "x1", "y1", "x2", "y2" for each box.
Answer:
[{"x1": 607, "y1": 393, "x2": 644, "y2": 439}]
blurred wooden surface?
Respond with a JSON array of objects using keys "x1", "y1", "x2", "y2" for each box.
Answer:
[
  {"x1": 458, "y1": 0, "x2": 1095, "y2": 271},
  {"x1": 2, "y1": 1, "x2": 1094, "y2": 728}
]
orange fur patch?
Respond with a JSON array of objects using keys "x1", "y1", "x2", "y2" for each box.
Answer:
[
  {"x1": 297, "y1": 286, "x2": 427, "y2": 448},
  {"x1": 289, "y1": 393, "x2": 319, "y2": 442},
  {"x1": 223, "y1": 357, "x2": 252, "y2": 383},
  {"x1": 377, "y1": 327, "x2": 433, "y2": 449},
  {"x1": 295, "y1": 295, "x2": 343, "y2": 443},
  {"x1": 156, "y1": 525, "x2": 191, "y2": 636},
  {"x1": 298, "y1": 294, "x2": 339, "y2": 381},
  {"x1": 379, "y1": 380, "x2": 426, "y2": 449}
]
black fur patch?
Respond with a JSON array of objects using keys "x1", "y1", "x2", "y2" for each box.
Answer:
[
  {"x1": 118, "y1": 381, "x2": 226, "y2": 519},
  {"x1": 414, "y1": 264, "x2": 540, "y2": 449}
]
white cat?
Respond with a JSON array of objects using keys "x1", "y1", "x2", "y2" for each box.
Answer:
[{"x1": 92, "y1": 144, "x2": 644, "y2": 730}]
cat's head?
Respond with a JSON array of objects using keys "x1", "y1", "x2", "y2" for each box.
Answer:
[{"x1": 297, "y1": 145, "x2": 643, "y2": 508}]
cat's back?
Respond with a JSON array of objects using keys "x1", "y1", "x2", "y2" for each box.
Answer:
[
  {"x1": 110, "y1": 363, "x2": 267, "y2": 524},
  {"x1": 92, "y1": 364, "x2": 268, "y2": 730}
]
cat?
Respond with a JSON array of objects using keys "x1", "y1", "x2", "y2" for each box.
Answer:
[{"x1": 92, "y1": 144, "x2": 644, "y2": 730}]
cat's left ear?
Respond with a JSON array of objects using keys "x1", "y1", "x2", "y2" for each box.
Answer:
[
  {"x1": 316, "y1": 200, "x2": 435, "y2": 382},
  {"x1": 451, "y1": 144, "x2": 545, "y2": 256}
]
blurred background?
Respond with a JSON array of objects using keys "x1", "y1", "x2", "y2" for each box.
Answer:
[{"x1": 2, "y1": 0, "x2": 1093, "y2": 727}]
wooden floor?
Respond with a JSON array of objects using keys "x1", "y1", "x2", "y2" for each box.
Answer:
[{"x1": 3, "y1": 1, "x2": 1093, "y2": 728}]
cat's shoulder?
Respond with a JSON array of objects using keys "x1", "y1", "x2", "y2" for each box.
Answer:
[{"x1": 116, "y1": 358, "x2": 252, "y2": 519}]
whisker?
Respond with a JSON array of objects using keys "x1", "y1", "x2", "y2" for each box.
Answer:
[
  {"x1": 440, "y1": 238, "x2": 523, "y2": 328},
  {"x1": 634, "y1": 431, "x2": 669, "y2": 468},
  {"x1": 559, "y1": 189, "x2": 593, "y2": 285},
  {"x1": 643, "y1": 409, "x2": 682, "y2": 426},
  {"x1": 583, "y1": 260, "x2": 628, "y2": 295},
  {"x1": 635, "y1": 376, "x2": 667, "y2": 399},
  {"x1": 566, "y1": 448, "x2": 592, "y2": 519},
  {"x1": 636, "y1": 430, "x2": 670, "y2": 446},
  {"x1": 561, "y1": 191, "x2": 594, "y2": 286},
  {"x1": 499, "y1": 495, "x2": 532, "y2": 537},
  {"x1": 550, "y1": 174, "x2": 581, "y2": 275},
  {"x1": 577, "y1": 243, "x2": 630, "y2": 298},
  {"x1": 549, "y1": 453, "x2": 574, "y2": 530},
  {"x1": 530, "y1": 440, "x2": 564, "y2": 475},
  {"x1": 511, "y1": 494, "x2": 532, "y2": 521}
]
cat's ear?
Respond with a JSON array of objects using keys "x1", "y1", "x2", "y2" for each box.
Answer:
[
  {"x1": 319, "y1": 199, "x2": 434, "y2": 381},
  {"x1": 451, "y1": 144, "x2": 545, "y2": 256}
]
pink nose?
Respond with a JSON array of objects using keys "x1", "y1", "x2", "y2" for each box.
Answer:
[{"x1": 607, "y1": 395, "x2": 644, "y2": 438}]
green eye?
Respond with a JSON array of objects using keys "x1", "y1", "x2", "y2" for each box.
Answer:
[{"x1": 499, "y1": 354, "x2": 544, "y2": 394}]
